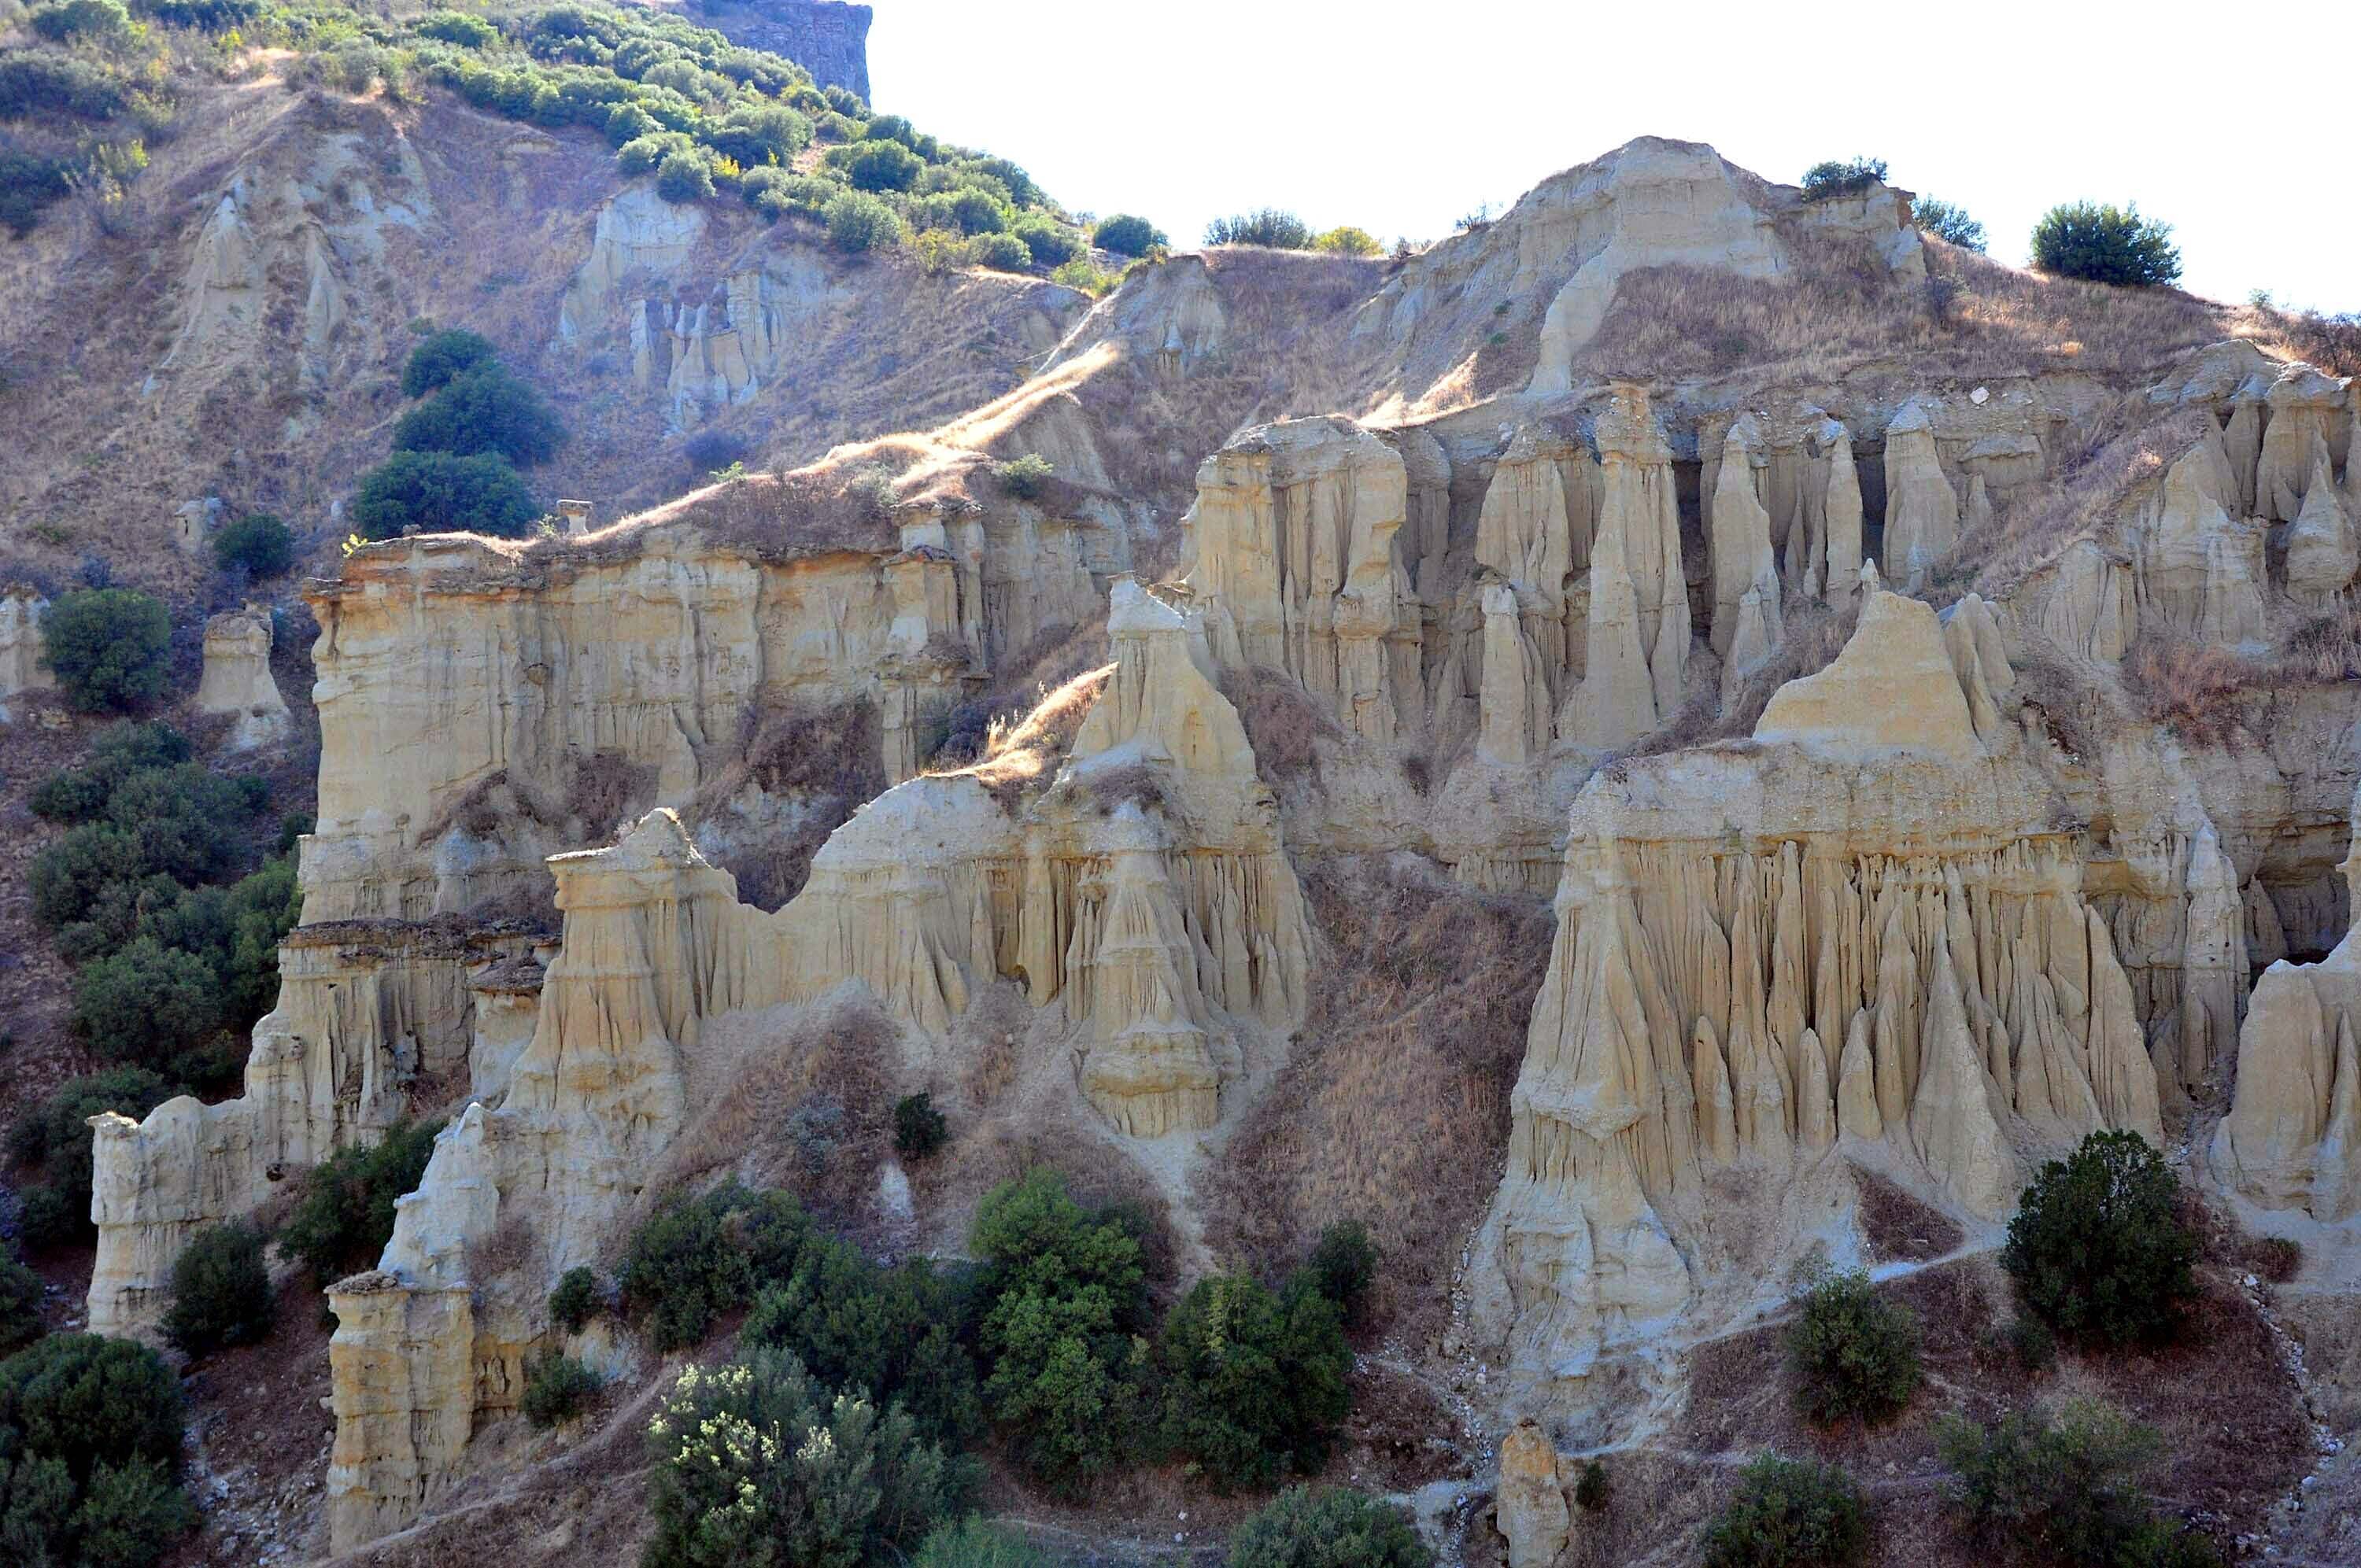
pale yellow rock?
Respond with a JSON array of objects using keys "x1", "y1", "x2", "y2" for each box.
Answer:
[
  {"x1": 1821, "y1": 423, "x2": 1864, "y2": 605},
  {"x1": 1709, "y1": 420, "x2": 1780, "y2": 659},
  {"x1": 1837, "y1": 1010, "x2": 1883, "y2": 1141},
  {"x1": 2256, "y1": 363, "x2": 2352, "y2": 523},
  {"x1": 1882, "y1": 403, "x2": 1958, "y2": 586},
  {"x1": 1569, "y1": 389, "x2": 1688, "y2": 748},
  {"x1": 2132, "y1": 434, "x2": 2266, "y2": 645},
  {"x1": 195, "y1": 604, "x2": 292, "y2": 751},
  {"x1": 1797, "y1": 1027, "x2": 1835, "y2": 1154},
  {"x1": 1480, "y1": 583, "x2": 1552, "y2": 766},
  {"x1": 1941, "y1": 594, "x2": 2014, "y2": 751},
  {"x1": 0, "y1": 585, "x2": 53, "y2": 721},
  {"x1": 2284, "y1": 456, "x2": 2356, "y2": 603},
  {"x1": 326, "y1": 1275, "x2": 475, "y2": 1555},
  {"x1": 1753, "y1": 591, "x2": 1979, "y2": 762},
  {"x1": 1496, "y1": 1419, "x2": 1570, "y2": 1568},
  {"x1": 2166, "y1": 825, "x2": 2248, "y2": 1094}
]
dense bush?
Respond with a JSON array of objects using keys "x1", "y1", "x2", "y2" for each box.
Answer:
[
  {"x1": 549, "y1": 1266, "x2": 600, "y2": 1334},
  {"x1": 161, "y1": 1221, "x2": 272, "y2": 1357},
  {"x1": 1, "y1": 148, "x2": 79, "y2": 235},
  {"x1": 967, "y1": 230, "x2": 1030, "y2": 271},
  {"x1": 992, "y1": 452, "x2": 1054, "y2": 500},
  {"x1": 825, "y1": 189, "x2": 903, "y2": 253},
  {"x1": 350, "y1": 450, "x2": 541, "y2": 539},
  {"x1": 0, "y1": 1240, "x2": 42, "y2": 1355},
  {"x1": 1225, "y1": 1486, "x2": 1432, "y2": 1568},
  {"x1": 912, "y1": 1519, "x2": 1053, "y2": 1566},
  {"x1": 400, "y1": 328, "x2": 497, "y2": 397},
  {"x1": 0, "y1": 1334, "x2": 194, "y2": 1566},
  {"x1": 642, "y1": 1348, "x2": 968, "y2": 1568},
  {"x1": 1701, "y1": 1453, "x2": 1870, "y2": 1567},
  {"x1": 970, "y1": 1169, "x2": 1150, "y2": 1493},
  {"x1": 212, "y1": 512, "x2": 295, "y2": 577},
  {"x1": 392, "y1": 363, "x2": 566, "y2": 468},
  {"x1": 6, "y1": 1067, "x2": 179, "y2": 1249},
  {"x1": 1938, "y1": 1398, "x2": 2217, "y2": 1566},
  {"x1": 71, "y1": 938, "x2": 226, "y2": 1071},
  {"x1": 741, "y1": 1235, "x2": 981, "y2": 1448},
  {"x1": 652, "y1": 149, "x2": 714, "y2": 204},
  {"x1": 520, "y1": 1353, "x2": 600, "y2": 1428},
  {"x1": 71, "y1": 1457, "x2": 198, "y2": 1566},
  {"x1": 1912, "y1": 197, "x2": 1986, "y2": 252},
  {"x1": 39, "y1": 588, "x2": 170, "y2": 712},
  {"x1": 1156, "y1": 1273, "x2": 1350, "y2": 1491},
  {"x1": 618, "y1": 1182, "x2": 811, "y2": 1352},
  {"x1": 2002, "y1": 1130, "x2": 2195, "y2": 1346},
  {"x1": 1311, "y1": 225, "x2": 1381, "y2": 256},
  {"x1": 1785, "y1": 1264, "x2": 1920, "y2": 1426},
  {"x1": 279, "y1": 1120, "x2": 444, "y2": 1285},
  {"x1": 892, "y1": 1091, "x2": 948, "y2": 1160},
  {"x1": 1092, "y1": 212, "x2": 1164, "y2": 256},
  {"x1": 1801, "y1": 157, "x2": 1888, "y2": 199},
  {"x1": 0, "y1": 53, "x2": 135, "y2": 121},
  {"x1": 139, "y1": 0, "x2": 266, "y2": 29},
  {"x1": 28, "y1": 0, "x2": 135, "y2": 44},
  {"x1": 1009, "y1": 215, "x2": 1082, "y2": 267},
  {"x1": 2030, "y1": 201, "x2": 2182, "y2": 287},
  {"x1": 837, "y1": 136, "x2": 922, "y2": 192},
  {"x1": 1573, "y1": 1458, "x2": 1609, "y2": 1512},
  {"x1": 1206, "y1": 209, "x2": 1312, "y2": 249},
  {"x1": 414, "y1": 9, "x2": 495, "y2": 46},
  {"x1": 31, "y1": 722, "x2": 188, "y2": 822},
  {"x1": 1302, "y1": 1219, "x2": 1379, "y2": 1328}
]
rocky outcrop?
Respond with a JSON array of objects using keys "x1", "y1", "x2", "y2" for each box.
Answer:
[
  {"x1": 194, "y1": 604, "x2": 292, "y2": 751},
  {"x1": 2211, "y1": 787, "x2": 2361, "y2": 1223},
  {"x1": 1496, "y1": 1419, "x2": 1570, "y2": 1568},
  {"x1": 87, "y1": 921, "x2": 541, "y2": 1337},
  {"x1": 0, "y1": 585, "x2": 52, "y2": 721},
  {"x1": 2130, "y1": 431, "x2": 2266, "y2": 646},
  {"x1": 689, "y1": 0, "x2": 872, "y2": 99},
  {"x1": 1472, "y1": 590, "x2": 2162, "y2": 1383},
  {"x1": 1565, "y1": 388, "x2": 1689, "y2": 750},
  {"x1": 1882, "y1": 402, "x2": 1959, "y2": 588}
]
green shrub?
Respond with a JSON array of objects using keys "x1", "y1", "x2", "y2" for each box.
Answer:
[
  {"x1": 741, "y1": 1240, "x2": 982, "y2": 1448},
  {"x1": 1701, "y1": 1453, "x2": 1869, "y2": 1567},
  {"x1": 139, "y1": 0, "x2": 264, "y2": 29},
  {"x1": 619, "y1": 1182, "x2": 811, "y2": 1352},
  {"x1": 1157, "y1": 1273, "x2": 1350, "y2": 1492},
  {"x1": 1302, "y1": 1219, "x2": 1379, "y2": 1327},
  {"x1": 2002, "y1": 1130, "x2": 2195, "y2": 1346},
  {"x1": 28, "y1": 824, "x2": 144, "y2": 931},
  {"x1": 71, "y1": 938, "x2": 226, "y2": 1071},
  {"x1": 1092, "y1": 213, "x2": 1164, "y2": 256},
  {"x1": 1912, "y1": 197, "x2": 1986, "y2": 253},
  {"x1": 212, "y1": 512, "x2": 294, "y2": 577},
  {"x1": 520, "y1": 1353, "x2": 600, "y2": 1428},
  {"x1": 703, "y1": 102, "x2": 810, "y2": 168},
  {"x1": 350, "y1": 450, "x2": 541, "y2": 540},
  {"x1": 415, "y1": 9, "x2": 495, "y2": 47},
  {"x1": 0, "y1": 53, "x2": 135, "y2": 121},
  {"x1": 1572, "y1": 1458, "x2": 1609, "y2": 1512},
  {"x1": 912, "y1": 1518, "x2": 1054, "y2": 1566},
  {"x1": 161, "y1": 1221, "x2": 272, "y2": 1357},
  {"x1": 652, "y1": 149, "x2": 714, "y2": 204},
  {"x1": 70, "y1": 1456, "x2": 197, "y2": 1567},
  {"x1": 2030, "y1": 201, "x2": 2182, "y2": 287},
  {"x1": 0, "y1": 1240, "x2": 42, "y2": 1355},
  {"x1": 967, "y1": 231, "x2": 1031, "y2": 272},
  {"x1": 28, "y1": 0, "x2": 134, "y2": 44},
  {"x1": 1010, "y1": 215, "x2": 1081, "y2": 267},
  {"x1": 892, "y1": 1091, "x2": 948, "y2": 1160},
  {"x1": 31, "y1": 722, "x2": 189, "y2": 824},
  {"x1": 837, "y1": 136, "x2": 923, "y2": 192},
  {"x1": 1225, "y1": 1486, "x2": 1432, "y2": 1568},
  {"x1": 944, "y1": 186, "x2": 1008, "y2": 234},
  {"x1": 971, "y1": 1169, "x2": 1148, "y2": 1493},
  {"x1": 825, "y1": 189, "x2": 903, "y2": 253},
  {"x1": 104, "y1": 761, "x2": 267, "y2": 884},
  {"x1": 1937, "y1": 1397, "x2": 2210, "y2": 1566},
  {"x1": 400, "y1": 328, "x2": 497, "y2": 397},
  {"x1": 992, "y1": 452, "x2": 1054, "y2": 500},
  {"x1": 6, "y1": 1067, "x2": 178, "y2": 1248},
  {"x1": 549, "y1": 1266, "x2": 601, "y2": 1334},
  {"x1": 1205, "y1": 209, "x2": 1312, "y2": 249},
  {"x1": 1784, "y1": 1264, "x2": 1919, "y2": 1426},
  {"x1": 279, "y1": 1120, "x2": 443, "y2": 1285},
  {"x1": 0, "y1": 1333, "x2": 185, "y2": 1483},
  {"x1": 39, "y1": 588, "x2": 170, "y2": 713},
  {"x1": 393, "y1": 363, "x2": 566, "y2": 468},
  {"x1": 642, "y1": 1347, "x2": 970, "y2": 1568},
  {"x1": 617, "y1": 130, "x2": 697, "y2": 179},
  {"x1": 1801, "y1": 158, "x2": 1888, "y2": 200},
  {"x1": 1311, "y1": 225, "x2": 1381, "y2": 256},
  {"x1": 0, "y1": 148, "x2": 78, "y2": 236}
]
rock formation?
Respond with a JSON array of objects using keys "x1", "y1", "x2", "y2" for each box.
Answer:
[
  {"x1": 0, "y1": 585, "x2": 52, "y2": 721},
  {"x1": 194, "y1": 603, "x2": 292, "y2": 751},
  {"x1": 1496, "y1": 1419, "x2": 1570, "y2": 1568},
  {"x1": 687, "y1": 0, "x2": 871, "y2": 99},
  {"x1": 1882, "y1": 401, "x2": 1959, "y2": 588}
]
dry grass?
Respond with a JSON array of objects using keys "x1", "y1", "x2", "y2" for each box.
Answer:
[
  {"x1": 566, "y1": 752, "x2": 658, "y2": 842},
  {"x1": 1217, "y1": 663, "x2": 1342, "y2": 783},
  {"x1": 933, "y1": 662, "x2": 1113, "y2": 803},
  {"x1": 682, "y1": 695, "x2": 882, "y2": 907},
  {"x1": 2244, "y1": 303, "x2": 2361, "y2": 377},
  {"x1": 1851, "y1": 1164, "x2": 1966, "y2": 1264},
  {"x1": 1201, "y1": 861, "x2": 1555, "y2": 1334},
  {"x1": 2120, "y1": 631, "x2": 2270, "y2": 749},
  {"x1": 2010, "y1": 641, "x2": 2117, "y2": 764},
  {"x1": 1963, "y1": 404, "x2": 2213, "y2": 602},
  {"x1": 1622, "y1": 600, "x2": 1860, "y2": 762}
]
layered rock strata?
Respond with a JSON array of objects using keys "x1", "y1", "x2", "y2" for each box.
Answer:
[
  {"x1": 194, "y1": 603, "x2": 292, "y2": 751},
  {"x1": 1472, "y1": 592, "x2": 2163, "y2": 1385}
]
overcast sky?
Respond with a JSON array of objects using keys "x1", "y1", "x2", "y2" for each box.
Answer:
[{"x1": 870, "y1": 0, "x2": 2359, "y2": 314}]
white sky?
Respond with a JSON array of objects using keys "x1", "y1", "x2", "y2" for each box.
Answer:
[{"x1": 871, "y1": 0, "x2": 2360, "y2": 314}]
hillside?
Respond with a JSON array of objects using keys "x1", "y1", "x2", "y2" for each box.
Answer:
[{"x1": 1, "y1": 9, "x2": 2359, "y2": 1568}]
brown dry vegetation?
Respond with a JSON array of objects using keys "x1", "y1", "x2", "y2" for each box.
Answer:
[
  {"x1": 938, "y1": 662, "x2": 1114, "y2": 803},
  {"x1": 1217, "y1": 663, "x2": 1343, "y2": 784},
  {"x1": 684, "y1": 696, "x2": 882, "y2": 908},
  {"x1": 1203, "y1": 861, "x2": 1555, "y2": 1335}
]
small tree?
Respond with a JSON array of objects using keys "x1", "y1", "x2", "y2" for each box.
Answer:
[
  {"x1": 1801, "y1": 158, "x2": 1888, "y2": 200},
  {"x1": 1206, "y1": 209, "x2": 1313, "y2": 249},
  {"x1": 825, "y1": 190, "x2": 905, "y2": 254},
  {"x1": 840, "y1": 137, "x2": 923, "y2": 192},
  {"x1": 1573, "y1": 1458, "x2": 1609, "y2": 1511},
  {"x1": 212, "y1": 513, "x2": 294, "y2": 577},
  {"x1": 969, "y1": 231, "x2": 1032, "y2": 271},
  {"x1": 400, "y1": 328, "x2": 497, "y2": 397},
  {"x1": 279, "y1": 1119, "x2": 443, "y2": 1285},
  {"x1": 1937, "y1": 1397, "x2": 2214, "y2": 1566},
  {"x1": 1225, "y1": 1486, "x2": 1432, "y2": 1568},
  {"x1": 0, "y1": 1333, "x2": 187, "y2": 1483},
  {"x1": 39, "y1": 588, "x2": 170, "y2": 712},
  {"x1": 2030, "y1": 202, "x2": 2182, "y2": 288},
  {"x1": 1302, "y1": 1219, "x2": 1380, "y2": 1327},
  {"x1": 0, "y1": 1239, "x2": 43, "y2": 1354},
  {"x1": 1912, "y1": 197, "x2": 1986, "y2": 253},
  {"x1": 520, "y1": 1353, "x2": 601, "y2": 1428},
  {"x1": 72, "y1": 1458, "x2": 199, "y2": 1566},
  {"x1": 618, "y1": 1182, "x2": 811, "y2": 1352},
  {"x1": 70, "y1": 938, "x2": 226, "y2": 1072},
  {"x1": 1701, "y1": 1453, "x2": 1870, "y2": 1568},
  {"x1": 161, "y1": 1221, "x2": 272, "y2": 1356},
  {"x1": 653, "y1": 150, "x2": 715, "y2": 205},
  {"x1": 1156, "y1": 1274, "x2": 1351, "y2": 1492},
  {"x1": 7, "y1": 1067, "x2": 179, "y2": 1249},
  {"x1": 1784, "y1": 1264, "x2": 1920, "y2": 1426},
  {"x1": 1092, "y1": 213, "x2": 1165, "y2": 256},
  {"x1": 2002, "y1": 1130, "x2": 2196, "y2": 1345},
  {"x1": 349, "y1": 450, "x2": 540, "y2": 540},
  {"x1": 549, "y1": 1266, "x2": 601, "y2": 1334},
  {"x1": 1011, "y1": 216, "x2": 1083, "y2": 267},
  {"x1": 392, "y1": 363, "x2": 566, "y2": 468},
  {"x1": 992, "y1": 453, "x2": 1055, "y2": 500},
  {"x1": 1312, "y1": 226, "x2": 1381, "y2": 256},
  {"x1": 892, "y1": 1091, "x2": 949, "y2": 1159}
]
